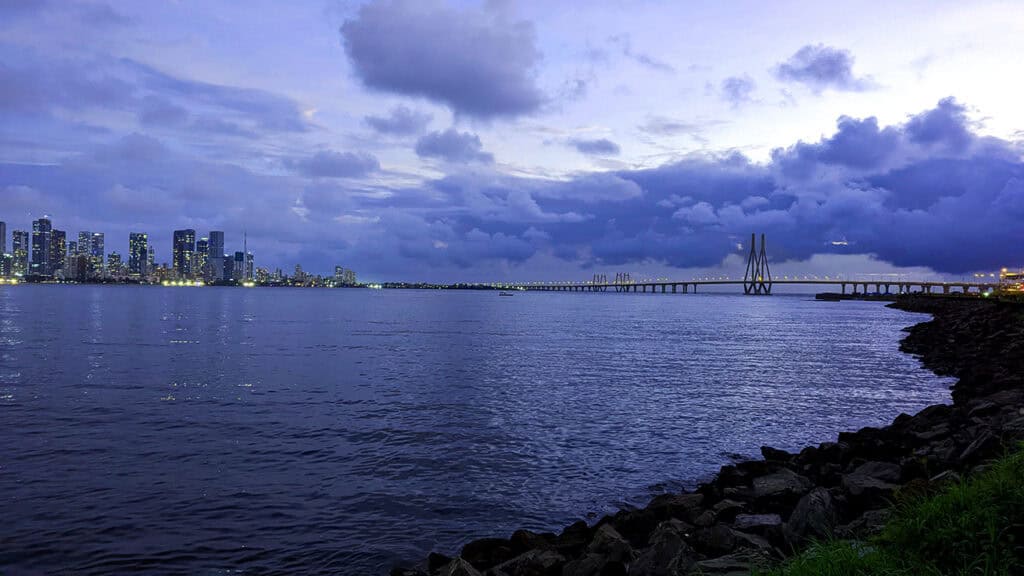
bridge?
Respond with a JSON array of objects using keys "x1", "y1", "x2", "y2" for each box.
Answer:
[{"x1": 513, "y1": 234, "x2": 1000, "y2": 295}]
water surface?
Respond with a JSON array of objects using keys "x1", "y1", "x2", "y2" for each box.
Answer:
[{"x1": 0, "y1": 286, "x2": 951, "y2": 574}]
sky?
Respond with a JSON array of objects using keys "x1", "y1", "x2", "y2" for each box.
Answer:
[{"x1": 1, "y1": 0, "x2": 1022, "y2": 282}]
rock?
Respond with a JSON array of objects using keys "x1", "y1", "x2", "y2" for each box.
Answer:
[
  {"x1": 509, "y1": 529, "x2": 555, "y2": 554},
  {"x1": 628, "y1": 520, "x2": 696, "y2": 576},
  {"x1": 561, "y1": 553, "x2": 625, "y2": 576},
  {"x1": 694, "y1": 523, "x2": 735, "y2": 556},
  {"x1": 556, "y1": 521, "x2": 592, "y2": 557},
  {"x1": 606, "y1": 508, "x2": 659, "y2": 548},
  {"x1": 730, "y1": 529, "x2": 774, "y2": 555},
  {"x1": 760, "y1": 446, "x2": 793, "y2": 462},
  {"x1": 438, "y1": 558, "x2": 482, "y2": 576},
  {"x1": 587, "y1": 524, "x2": 633, "y2": 563},
  {"x1": 841, "y1": 471, "x2": 898, "y2": 503},
  {"x1": 695, "y1": 550, "x2": 773, "y2": 575},
  {"x1": 850, "y1": 461, "x2": 902, "y2": 483},
  {"x1": 647, "y1": 493, "x2": 704, "y2": 523},
  {"x1": 489, "y1": 550, "x2": 565, "y2": 576},
  {"x1": 428, "y1": 552, "x2": 453, "y2": 573},
  {"x1": 692, "y1": 510, "x2": 716, "y2": 527},
  {"x1": 751, "y1": 468, "x2": 813, "y2": 503},
  {"x1": 835, "y1": 509, "x2": 891, "y2": 539},
  {"x1": 1002, "y1": 415, "x2": 1024, "y2": 439},
  {"x1": 928, "y1": 469, "x2": 962, "y2": 487},
  {"x1": 959, "y1": 430, "x2": 1000, "y2": 465},
  {"x1": 784, "y1": 487, "x2": 835, "y2": 547},
  {"x1": 710, "y1": 499, "x2": 745, "y2": 522},
  {"x1": 460, "y1": 538, "x2": 514, "y2": 571},
  {"x1": 732, "y1": 513, "x2": 782, "y2": 534}
]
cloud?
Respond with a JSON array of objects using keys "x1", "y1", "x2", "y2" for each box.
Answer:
[
  {"x1": 570, "y1": 138, "x2": 621, "y2": 156},
  {"x1": 340, "y1": 0, "x2": 544, "y2": 119},
  {"x1": 415, "y1": 129, "x2": 494, "y2": 164},
  {"x1": 364, "y1": 105, "x2": 432, "y2": 135},
  {"x1": 608, "y1": 34, "x2": 675, "y2": 73},
  {"x1": 775, "y1": 44, "x2": 874, "y2": 92},
  {"x1": 286, "y1": 150, "x2": 380, "y2": 178},
  {"x1": 905, "y1": 96, "x2": 973, "y2": 153},
  {"x1": 720, "y1": 75, "x2": 756, "y2": 107}
]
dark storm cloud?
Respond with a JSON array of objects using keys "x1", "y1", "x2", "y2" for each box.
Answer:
[
  {"x1": 720, "y1": 75, "x2": 756, "y2": 107},
  {"x1": 570, "y1": 138, "x2": 621, "y2": 156},
  {"x1": 2, "y1": 99, "x2": 1019, "y2": 279},
  {"x1": 364, "y1": 105, "x2": 433, "y2": 135},
  {"x1": 775, "y1": 44, "x2": 874, "y2": 92},
  {"x1": 286, "y1": 150, "x2": 380, "y2": 178},
  {"x1": 339, "y1": 0, "x2": 544, "y2": 119},
  {"x1": 415, "y1": 129, "x2": 494, "y2": 164}
]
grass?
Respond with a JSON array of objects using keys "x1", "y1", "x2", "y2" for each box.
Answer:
[{"x1": 759, "y1": 445, "x2": 1024, "y2": 576}]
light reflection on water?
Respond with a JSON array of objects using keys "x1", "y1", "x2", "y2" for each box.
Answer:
[{"x1": 0, "y1": 285, "x2": 952, "y2": 574}]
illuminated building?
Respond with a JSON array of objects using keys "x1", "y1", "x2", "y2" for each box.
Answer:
[
  {"x1": 172, "y1": 229, "x2": 195, "y2": 279},
  {"x1": 232, "y1": 251, "x2": 245, "y2": 282},
  {"x1": 344, "y1": 269, "x2": 357, "y2": 285},
  {"x1": 195, "y1": 237, "x2": 209, "y2": 280},
  {"x1": 49, "y1": 229, "x2": 66, "y2": 278},
  {"x1": 31, "y1": 217, "x2": 51, "y2": 276},
  {"x1": 66, "y1": 241, "x2": 78, "y2": 279},
  {"x1": 207, "y1": 231, "x2": 225, "y2": 281},
  {"x1": 12, "y1": 231, "x2": 29, "y2": 276},
  {"x1": 1000, "y1": 268, "x2": 1024, "y2": 292},
  {"x1": 90, "y1": 233, "x2": 105, "y2": 278},
  {"x1": 0, "y1": 253, "x2": 11, "y2": 277},
  {"x1": 129, "y1": 232, "x2": 149, "y2": 277},
  {"x1": 107, "y1": 252, "x2": 125, "y2": 279},
  {"x1": 0, "y1": 221, "x2": 5, "y2": 255},
  {"x1": 245, "y1": 252, "x2": 254, "y2": 281}
]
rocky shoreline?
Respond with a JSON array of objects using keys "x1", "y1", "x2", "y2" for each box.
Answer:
[{"x1": 395, "y1": 296, "x2": 1024, "y2": 576}]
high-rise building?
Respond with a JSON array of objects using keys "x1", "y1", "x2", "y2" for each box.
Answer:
[
  {"x1": 0, "y1": 254, "x2": 11, "y2": 277},
  {"x1": 89, "y1": 233, "x2": 105, "y2": 278},
  {"x1": 208, "y1": 231, "x2": 225, "y2": 281},
  {"x1": 66, "y1": 241, "x2": 78, "y2": 279},
  {"x1": 12, "y1": 231, "x2": 29, "y2": 276},
  {"x1": 31, "y1": 218, "x2": 52, "y2": 276},
  {"x1": 49, "y1": 229, "x2": 66, "y2": 278},
  {"x1": 129, "y1": 232, "x2": 148, "y2": 277},
  {"x1": 245, "y1": 252, "x2": 254, "y2": 281},
  {"x1": 0, "y1": 221, "x2": 6, "y2": 255},
  {"x1": 172, "y1": 229, "x2": 196, "y2": 279},
  {"x1": 195, "y1": 237, "x2": 209, "y2": 279},
  {"x1": 107, "y1": 252, "x2": 124, "y2": 279},
  {"x1": 232, "y1": 251, "x2": 245, "y2": 282}
]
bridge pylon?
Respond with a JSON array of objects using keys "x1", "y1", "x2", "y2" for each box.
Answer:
[{"x1": 743, "y1": 233, "x2": 772, "y2": 295}]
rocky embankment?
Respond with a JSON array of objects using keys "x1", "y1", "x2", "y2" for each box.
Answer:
[{"x1": 396, "y1": 296, "x2": 1024, "y2": 576}]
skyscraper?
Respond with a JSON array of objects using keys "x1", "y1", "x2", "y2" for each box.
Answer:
[
  {"x1": 90, "y1": 233, "x2": 104, "y2": 278},
  {"x1": 172, "y1": 229, "x2": 196, "y2": 279},
  {"x1": 12, "y1": 231, "x2": 29, "y2": 276},
  {"x1": 66, "y1": 240, "x2": 78, "y2": 279},
  {"x1": 129, "y1": 232, "x2": 149, "y2": 277},
  {"x1": 208, "y1": 231, "x2": 225, "y2": 281},
  {"x1": 31, "y1": 218, "x2": 52, "y2": 276},
  {"x1": 49, "y1": 229, "x2": 66, "y2": 278},
  {"x1": 232, "y1": 251, "x2": 245, "y2": 282},
  {"x1": 196, "y1": 237, "x2": 209, "y2": 279},
  {"x1": 0, "y1": 221, "x2": 6, "y2": 255}
]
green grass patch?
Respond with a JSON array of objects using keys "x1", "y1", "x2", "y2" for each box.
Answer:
[{"x1": 761, "y1": 445, "x2": 1024, "y2": 576}]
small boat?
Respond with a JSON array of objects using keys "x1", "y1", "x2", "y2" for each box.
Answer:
[{"x1": 499, "y1": 291, "x2": 515, "y2": 296}]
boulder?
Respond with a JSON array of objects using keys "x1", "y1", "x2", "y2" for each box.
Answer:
[
  {"x1": 647, "y1": 493, "x2": 705, "y2": 523},
  {"x1": 460, "y1": 538, "x2": 514, "y2": 571},
  {"x1": 710, "y1": 499, "x2": 745, "y2": 522},
  {"x1": 751, "y1": 468, "x2": 813, "y2": 503},
  {"x1": 561, "y1": 553, "x2": 625, "y2": 576},
  {"x1": 694, "y1": 550, "x2": 773, "y2": 575},
  {"x1": 628, "y1": 520, "x2": 696, "y2": 576},
  {"x1": 390, "y1": 569, "x2": 427, "y2": 576},
  {"x1": 587, "y1": 524, "x2": 633, "y2": 563},
  {"x1": 841, "y1": 471, "x2": 898, "y2": 504},
  {"x1": 783, "y1": 487, "x2": 835, "y2": 547},
  {"x1": 732, "y1": 513, "x2": 782, "y2": 534},
  {"x1": 509, "y1": 530, "x2": 556, "y2": 554},
  {"x1": 835, "y1": 509, "x2": 891, "y2": 539},
  {"x1": 928, "y1": 469, "x2": 962, "y2": 487},
  {"x1": 850, "y1": 461, "x2": 902, "y2": 483},
  {"x1": 428, "y1": 552, "x2": 453, "y2": 573},
  {"x1": 606, "y1": 508, "x2": 659, "y2": 548},
  {"x1": 958, "y1": 430, "x2": 1000, "y2": 465},
  {"x1": 438, "y1": 558, "x2": 482, "y2": 576},
  {"x1": 489, "y1": 550, "x2": 565, "y2": 576},
  {"x1": 694, "y1": 523, "x2": 735, "y2": 556},
  {"x1": 556, "y1": 521, "x2": 592, "y2": 557},
  {"x1": 760, "y1": 446, "x2": 793, "y2": 462}
]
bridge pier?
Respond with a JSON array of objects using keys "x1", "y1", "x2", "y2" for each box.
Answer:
[
  {"x1": 661, "y1": 284, "x2": 666, "y2": 293},
  {"x1": 943, "y1": 285, "x2": 950, "y2": 294}
]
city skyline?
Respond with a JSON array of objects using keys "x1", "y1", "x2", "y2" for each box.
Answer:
[{"x1": 1, "y1": 1, "x2": 1022, "y2": 282}]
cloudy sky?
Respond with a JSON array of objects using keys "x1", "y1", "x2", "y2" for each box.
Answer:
[{"x1": 2, "y1": 0, "x2": 1022, "y2": 282}]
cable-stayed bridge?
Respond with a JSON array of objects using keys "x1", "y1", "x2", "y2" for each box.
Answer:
[{"x1": 510, "y1": 234, "x2": 1001, "y2": 296}]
